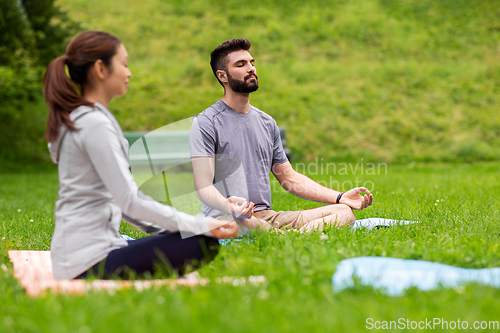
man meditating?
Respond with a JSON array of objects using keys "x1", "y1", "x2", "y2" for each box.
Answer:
[{"x1": 189, "y1": 38, "x2": 373, "y2": 232}]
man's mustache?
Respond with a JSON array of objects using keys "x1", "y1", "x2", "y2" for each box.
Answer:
[{"x1": 244, "y1": 74, "x2": 258, "y2": 81}]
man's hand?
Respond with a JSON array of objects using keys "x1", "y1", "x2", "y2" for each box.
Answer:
[
  {"x1": 227, "y1": 196, "x2": 254, "y2": 219},
  {"x1": 340, "y1": 187, "x2": 373, "y2": 210},
  {"x1": 209, "y1": 220, "x2": 239, "y2": 239}
]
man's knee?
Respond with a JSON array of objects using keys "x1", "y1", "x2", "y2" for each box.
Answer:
[
  {"x1": 333, "y1": 204, "x2": 355, "y2": 227},
  {"x1": 245, "y1": 216, "x2": 271, "y2": 230}
]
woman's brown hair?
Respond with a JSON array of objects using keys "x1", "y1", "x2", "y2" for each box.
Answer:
[{"x1": 43, "y1": 31, "x2": 121, "y2": 142}]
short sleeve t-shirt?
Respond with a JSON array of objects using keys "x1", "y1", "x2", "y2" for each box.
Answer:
[{"x1": 189, "y1": 100, "x2": 288, "y2": 217}]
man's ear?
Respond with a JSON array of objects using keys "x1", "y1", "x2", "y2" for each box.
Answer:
[
  {"x1": 92, "y1": 59, "x2": 108, "y2": 80},
  {"x1": 216, "y1": 69, "x2": 228, "y2": 83}
]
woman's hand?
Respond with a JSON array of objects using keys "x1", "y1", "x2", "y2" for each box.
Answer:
[{"x1": 209, "y1": 219, "x2": 239, "y2": 239}]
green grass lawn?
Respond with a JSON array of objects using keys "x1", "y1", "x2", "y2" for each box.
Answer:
[
  {"x1": 47, "y1": 0, "x2": 499, "y2": 164},
  {"x1": 1, "y1": 162, "x2": 500, "y2": 332}
]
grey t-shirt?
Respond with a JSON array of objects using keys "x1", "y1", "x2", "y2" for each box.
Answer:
[{"x1": 189, "y1": 100, "x2": 288, "y2": 217}]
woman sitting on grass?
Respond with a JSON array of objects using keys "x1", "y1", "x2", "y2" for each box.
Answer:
[{"x1": 43, "y1": 31, "x2": 238, "y2": 280}]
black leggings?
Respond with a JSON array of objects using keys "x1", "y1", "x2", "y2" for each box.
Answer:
[{"x1": 75, "y1": 232, "x2": 219, "y2": 279}]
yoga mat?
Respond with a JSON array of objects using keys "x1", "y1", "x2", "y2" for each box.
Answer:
[
  {"x1": 218, "y1": 238, "x2": 250, "y2": 246},
  {"x1": 8, "y1": 251, "x2": 206, "y2": 296},
  {"x1": 120, "y1": 234, "x2": 135, "y2": 241},
  {"x1": 7, "y1": 251, "x2": 265, "y2": 297},
  {"x1": 218, "y1": 218, "x2": 419, "y2": 245},
  {"x1": 332, "y1": 257, "x2": 500, "y2": 296},
  {"x1": 352, "y1": 218, "x2": 419, "y2": 230}
]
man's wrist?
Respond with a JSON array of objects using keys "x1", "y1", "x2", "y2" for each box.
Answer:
[{"x1": 336, "y1": 192, "x2": 344, "y2": 204}]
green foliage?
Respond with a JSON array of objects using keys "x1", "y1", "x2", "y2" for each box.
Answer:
[
  {"x1": 0, "y1": 0, "x2": 34, "y2": 66},
  {"x1": 0, "y1": 97, "x2": 50, "y2": 167},
  {"x1": 0, "y1": 0, "x2": 78, "y2": 167},
  {"x1": 1, "y1": 163, "x2": 500, "y2": 331},
  {"x1": 0, "y1": 0, "x2": 78, "y2": 67},
  {"x1": 22, "y1": 0, "x2": 80, "y2": 66},
  {"x1": 52, "y1": 0, "x2": 500, "y2": 164},
  {"x1": 1, "y1": 0, "x2": 499, "y2": 166}
]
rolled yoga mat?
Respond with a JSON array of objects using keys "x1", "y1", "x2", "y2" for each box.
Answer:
[{"x1": 332, "y1": 256, "x2": 500, "y2": 296}]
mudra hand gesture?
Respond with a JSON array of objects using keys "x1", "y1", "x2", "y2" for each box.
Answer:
[
  {"x1": 227, "y1": 196, "x2": 254, "y2": 219},
  {"x1": 339, "y1": 187, "x2": 373, "y2": 210}
]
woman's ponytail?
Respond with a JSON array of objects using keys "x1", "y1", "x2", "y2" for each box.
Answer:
[
  {"x1": 43, "y1": 56, "x2": 91, "y2": 142},
  {"x1": 43, "y1": 31, "x2": 121, "y2": 142}
]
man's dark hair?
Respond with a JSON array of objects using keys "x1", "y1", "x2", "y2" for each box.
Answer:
[{"x1": 210, "y1": 38, "x2": 251, "y2": 86}]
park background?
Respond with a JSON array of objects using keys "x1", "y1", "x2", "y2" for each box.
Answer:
[
  {"x1": 1, "y1": 0, "x2": 500, "y2": 332},
  {"x1": 1, "y1": 0, "x2": 500, "y2": 167}
]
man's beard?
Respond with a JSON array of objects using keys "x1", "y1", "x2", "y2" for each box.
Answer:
[{"x1": 227, "y1": 72, "x2": 259, "y2": 93}]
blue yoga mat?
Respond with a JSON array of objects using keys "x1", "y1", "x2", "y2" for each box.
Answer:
[
  {"x1": 332, "y1": 257, "x2": 500, "y2": 295},
  {"x1": 122, "y1": 218, "x2": 418, "y2": 246},
  {"x1": 120, "y1": 234, "x2": 135, "y2": 241},
  {"x1": 352, "y1": 218, "x2": 418, "y2": 230},
  {"x1": 218, "y1": 238, "x2": 253, "y2": 246},
  {"x1": 218, "y1": 218, "x2": 418, "y2": 245}
]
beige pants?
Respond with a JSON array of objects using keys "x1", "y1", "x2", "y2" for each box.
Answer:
[{"x1": 216, "y1": 204, "x2": 355, "y2": 233}]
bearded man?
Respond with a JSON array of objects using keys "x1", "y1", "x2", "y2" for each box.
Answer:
[{"x1": 189, "y1": 38, "x2": 372, "y2": 233}]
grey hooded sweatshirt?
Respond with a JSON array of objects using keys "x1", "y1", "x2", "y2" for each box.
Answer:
[{"x1": 49, "y1": 103, "x2": 212, "y2": 280}]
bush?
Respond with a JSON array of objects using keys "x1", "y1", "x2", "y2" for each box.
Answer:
[{"x1": 0, "y1": 0, "x2": 78, "y2": 168}]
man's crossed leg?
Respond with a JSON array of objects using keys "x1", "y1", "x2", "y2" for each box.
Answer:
[{"x1": 217, "y1": 203, "x2": 355, "y2": 233}]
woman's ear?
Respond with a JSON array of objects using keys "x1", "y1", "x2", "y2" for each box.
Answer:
[
  {"x1": 216, "y1": 70, "x2": 227, "y2": 83},
  {"x1": 92, "y1": 59, "x2": 108, "y2": 80}
]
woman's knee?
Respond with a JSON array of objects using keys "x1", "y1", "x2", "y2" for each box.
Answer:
[
  {"x1": 197, "y1": 235, "x2": 220, "y2": 262},
  {"x1": 167, "y1": 235, "x2": 220, "y2": 276}
]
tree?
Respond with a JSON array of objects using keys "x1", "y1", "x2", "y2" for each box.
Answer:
[{"x1": 0, "y1": 0, "x2": 78, "y2": 167}]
